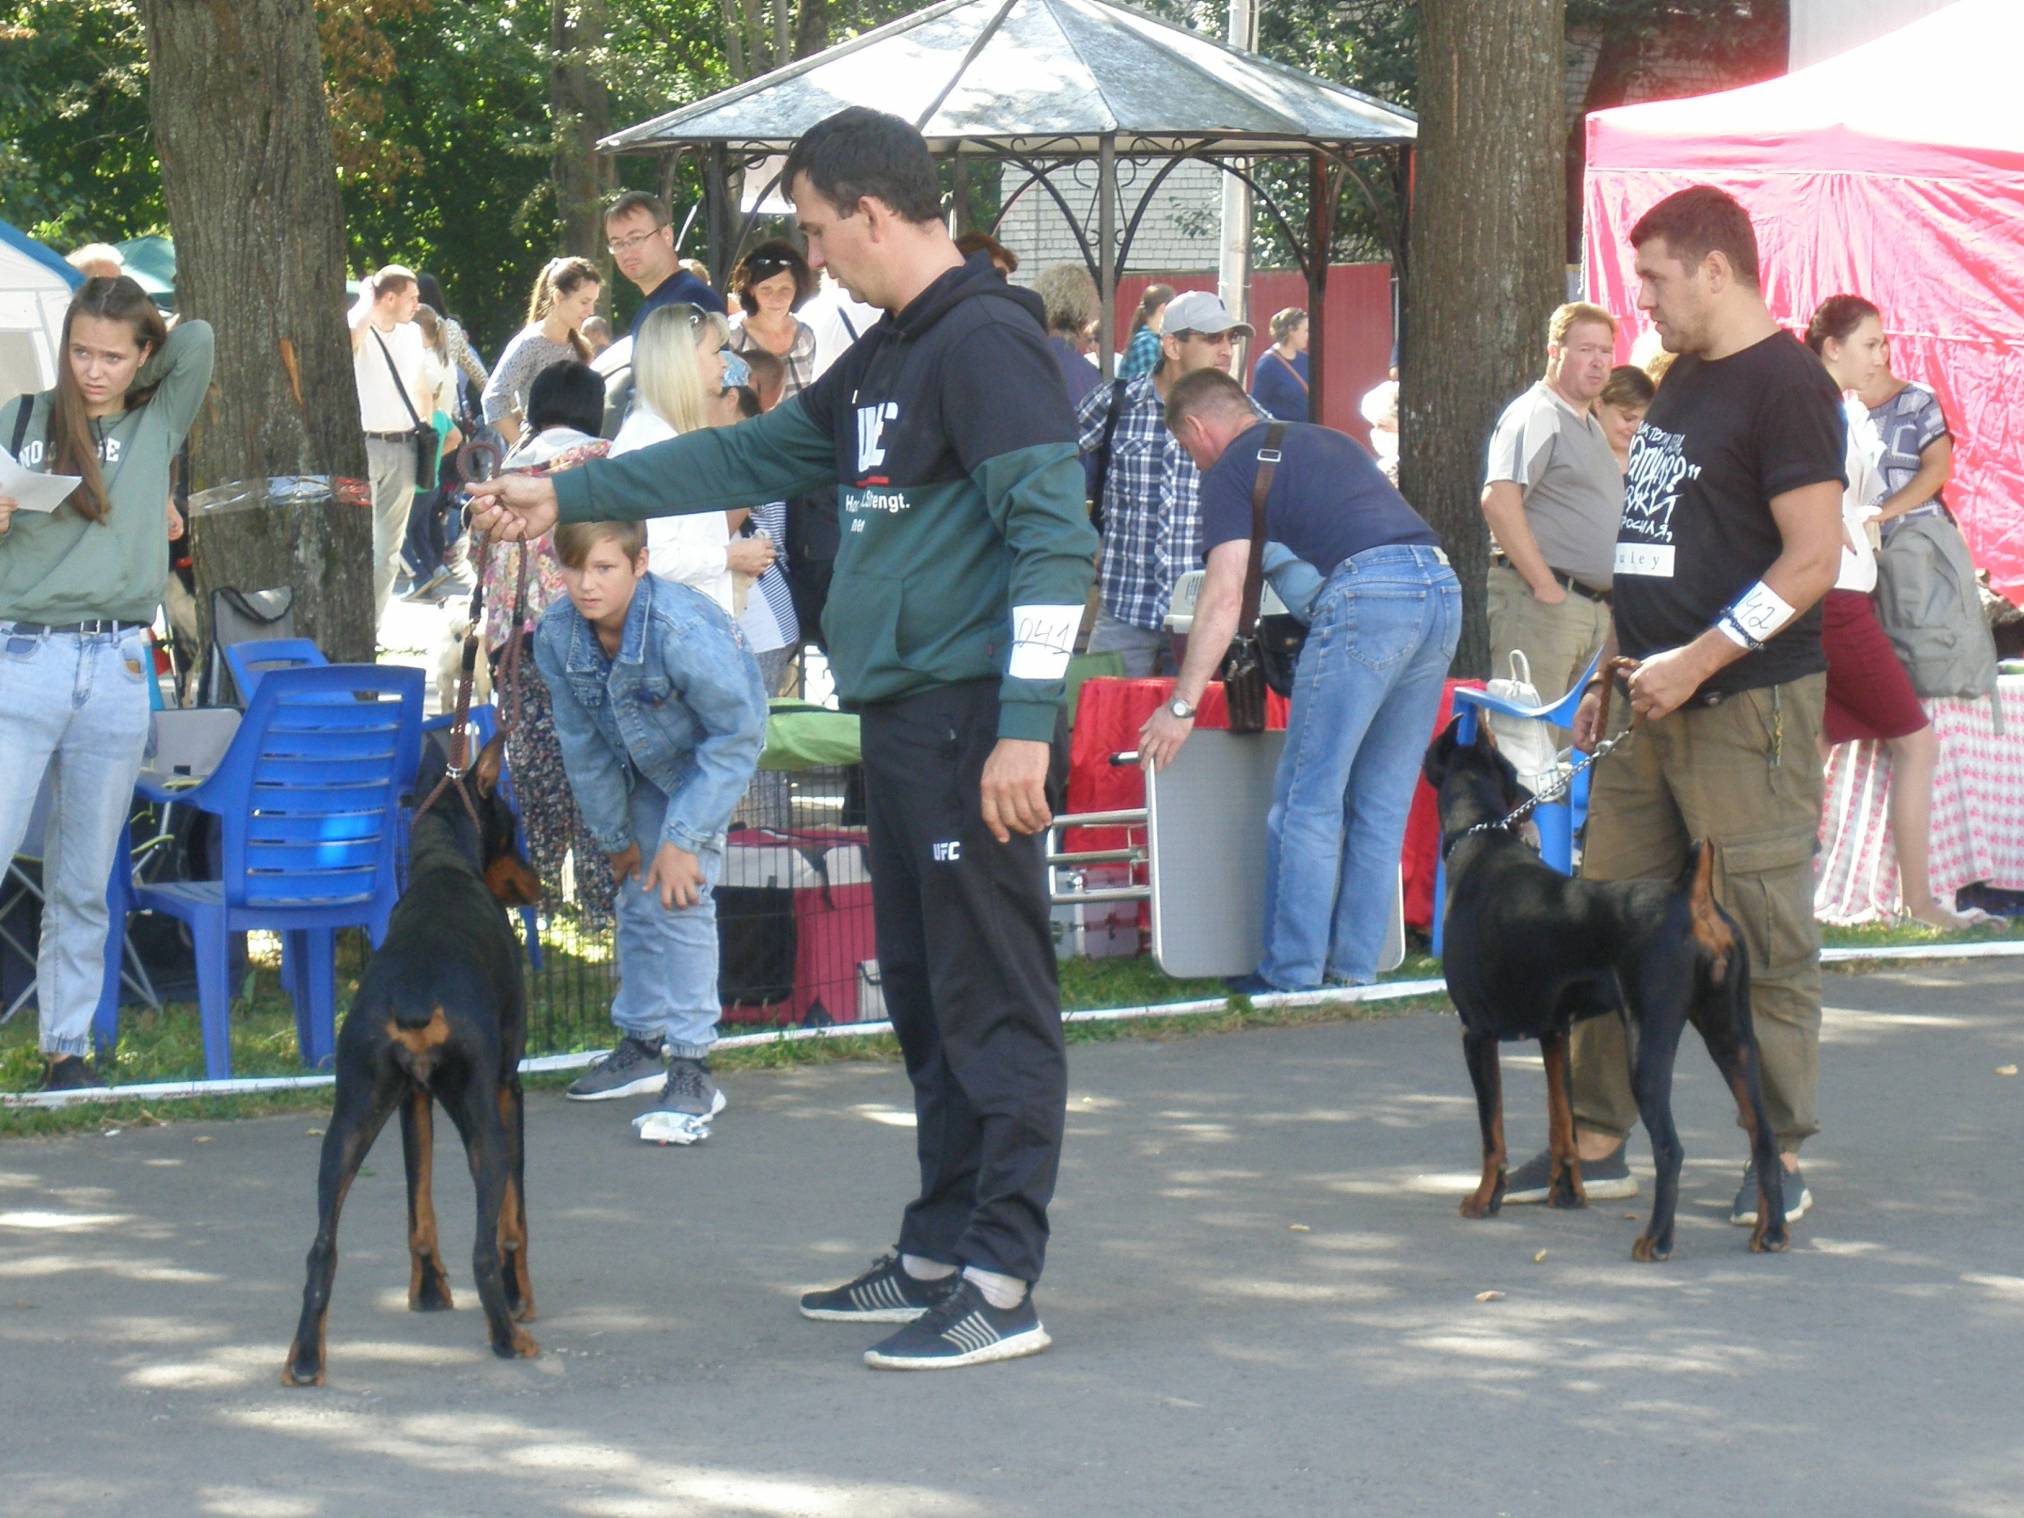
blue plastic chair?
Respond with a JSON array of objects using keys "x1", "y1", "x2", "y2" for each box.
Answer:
[
  {"x1": 132, "y1": 664, "x2": 423, "y2": 1078},
  {"x1": 224, "y1": 638, "x2": 328, "y2": 705},
  {"x1": 1432, "y1": 648, "x2": 1604, "y2": 959},
  {"x1": 417, "y1": 704, "x2": 542, "y2": 970}
]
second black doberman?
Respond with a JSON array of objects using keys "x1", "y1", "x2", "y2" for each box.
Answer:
[
  {"x1": 283, "y1": 732, "x2": 544, "y2": 1386},
  {"x1": 1424, "y1": 717, "x2": 1787, "y2": 1261}
]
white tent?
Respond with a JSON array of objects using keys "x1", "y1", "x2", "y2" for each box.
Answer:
[{"x1": 0, "y1": 221, "x2": 81, "y2": 408}]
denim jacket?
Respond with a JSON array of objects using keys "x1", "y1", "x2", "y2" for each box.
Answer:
[{"x1": 533, "y1": 573, "x2": 767, "y2": 857}]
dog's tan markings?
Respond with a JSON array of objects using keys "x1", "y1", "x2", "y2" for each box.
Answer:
[
  {"x1": 407, "y1": 1090, "x2": 453, "y2": 1311},
  {"x1": 485, "y1": 856, "x2": 542, "y2": 907},
  {"x1": 1460, "y1": 1093, "x2": 1506, "y2": 1219},
  {"x1": 1687, "y1": 841, "x2": 1734, "y2": 970},
  {"x1": 386, "y1": 1006, "x2": 452, "y2": 1055}
]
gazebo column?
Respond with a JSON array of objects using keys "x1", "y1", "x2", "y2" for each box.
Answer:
[{"x1": 1098, "y1": 134, "x2": 1117, "y2": 381}]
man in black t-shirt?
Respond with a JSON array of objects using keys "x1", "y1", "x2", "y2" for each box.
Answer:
[
  {"x1": 1139, "y1": 370, "x2": 1461, "y2": 993},
  {"x1": 1502, "y1": 186, "x2": 1846, "y2": 1229}
]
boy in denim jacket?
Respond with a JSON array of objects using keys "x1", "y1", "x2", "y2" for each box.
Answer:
[{"x1": 535, "y1": 518, "x2": 768, "y2": 1143}]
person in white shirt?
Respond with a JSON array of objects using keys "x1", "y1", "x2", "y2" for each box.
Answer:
[
  {"x1": 349, "y1": 265, "x2": 429, "y2": 624},
  {"x1": 609, "y1": 303, "x2": 776, "y2": 611},
  {"x1": 1805, "y1": 294, "x2": 1991, "y2": 930}
]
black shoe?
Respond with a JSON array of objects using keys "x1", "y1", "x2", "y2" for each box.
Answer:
[
  {"x1": 39, "y1": 1057, "x2": 107, "y2": 1092},
  {"x1": 862, "y1": 1277, "x2": 1051, "y2": 1371},
  {"x1": 1225, "y1": 971, "x2": 1290, "y2": 998},
  {"x1": 800, "y1": 1253, "x2": 960, "y2": 1323},
  {"x1": 1502, "y1": 1144, "x2": 1637, "y2": 1204}
]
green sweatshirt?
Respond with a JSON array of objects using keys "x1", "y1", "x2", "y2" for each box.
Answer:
[
  {"x1": 553, "y1": 259, "x2": 1097, "y2": 742},
  {"x1": 0, "y1": 319, "x2": 215, "y2": 625}
]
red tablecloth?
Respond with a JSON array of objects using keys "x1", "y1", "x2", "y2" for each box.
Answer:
[{"x1": 1064, "y1": 676, "x2": 1478, "y2": 935}]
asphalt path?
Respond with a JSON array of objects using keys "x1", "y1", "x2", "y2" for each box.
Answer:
[{"x1": 3, "y1": 960, "x2": 2019, "y2": 1517}]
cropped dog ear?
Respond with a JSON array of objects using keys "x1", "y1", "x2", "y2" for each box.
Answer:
[
  {"x1": 1422, "y1": 716, "x2": 1465, "y2": 788},
  {"x1": 473, "y1": 732, "x2": 507, "y2": 798}
]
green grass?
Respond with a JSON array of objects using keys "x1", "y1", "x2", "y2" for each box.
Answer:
[{"x1": 2, "y1": 918, "x2": 2012, "y2": 1140}]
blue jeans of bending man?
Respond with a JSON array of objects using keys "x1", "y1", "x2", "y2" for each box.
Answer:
[
  {"x1": 0, "y1": 625, "x2": 154, "y2": 1057},
  {"x1": 1259, "y1": 544, "x2": 1461, "y2": 989},
  {"x1": 610, "y1": 776, "x2": 723, "y2": 1060}
]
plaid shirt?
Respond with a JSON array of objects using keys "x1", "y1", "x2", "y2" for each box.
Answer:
[{"x1": 1076, "y1": 375, "x2": 1206, "y2": 631}]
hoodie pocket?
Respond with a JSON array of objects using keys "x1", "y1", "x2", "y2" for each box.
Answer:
[{"x1": 822, "y1": 572, "x2": 909, "y2": 699}]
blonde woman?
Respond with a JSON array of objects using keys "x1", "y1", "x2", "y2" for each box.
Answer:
[
  {"x1": 481, "y1": 256, "x2": 601, "y2": 445},
  {"x1": 610, "y1": 303, "x2": 775, "y2": 612}
]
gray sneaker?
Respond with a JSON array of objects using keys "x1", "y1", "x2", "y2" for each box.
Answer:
[
  {"x1": 565, "y1": 1034, "x2": 665, "y2": 1101},
  {"x1": 1502, "y1": 1144, "x2": 1637, "y2": 1204},
  {"x1": 1731, "y1": 1159, "x2": 1810, "y2": 1225},
  {"x1": 631, "y1": 1058, "x2": 727, "y2": 1146}
]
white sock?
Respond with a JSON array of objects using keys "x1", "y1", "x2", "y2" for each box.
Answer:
[
  {"x1": 961, "y1": 1265, "x2": 1027, "y2": 1310},
  {"x1": 900, "y1": 1253, "x2": 956, "y2": 1282}
]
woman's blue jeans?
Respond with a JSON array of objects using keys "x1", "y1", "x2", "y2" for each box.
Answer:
[
  {"x1": 0, "y1": 625, "x2": 153, "y2": 1056},
  {"x1": 1258, "y1": 545, "x2": 1461, "y2": 989}
]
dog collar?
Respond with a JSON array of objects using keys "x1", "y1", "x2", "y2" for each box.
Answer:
[{"x1": 1441, "y1": 819, "x2": 1513, "y2": 861}]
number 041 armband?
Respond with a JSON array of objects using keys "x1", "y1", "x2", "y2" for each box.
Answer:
[{"x1": 1715, "y1": 580, "x2": 1798, "y2": 653}]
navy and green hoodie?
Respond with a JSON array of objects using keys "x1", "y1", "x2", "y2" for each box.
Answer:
[{"x1": 551, "y1": 253, "x2": 1099, "y2": 743}]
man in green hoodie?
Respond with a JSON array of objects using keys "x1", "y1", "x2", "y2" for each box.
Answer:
[{"x1": 471, "y1": 107, "x2": 1097, "y2": 1371}]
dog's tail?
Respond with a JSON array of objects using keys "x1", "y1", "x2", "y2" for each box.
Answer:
[{"x1": 1680, "y1": 840, "x2": 1743, "y2": 989}]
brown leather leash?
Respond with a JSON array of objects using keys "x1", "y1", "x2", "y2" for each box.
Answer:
[{"x1": 414, "y1": 439, "x2": 529, "y2": 831}]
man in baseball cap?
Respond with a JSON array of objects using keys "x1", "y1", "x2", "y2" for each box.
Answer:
[{"x1": 1074, "y1": 288, "x2": 1258, "y2": 674}]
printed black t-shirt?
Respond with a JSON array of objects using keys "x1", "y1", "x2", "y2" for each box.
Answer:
[{"x1": 1614, "y1": 330, "x2": 1845, "y2": 696}]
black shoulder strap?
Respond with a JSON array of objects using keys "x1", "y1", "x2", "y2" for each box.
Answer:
[
  {"x1": 1239, "y1": 423, "x2": 1288, "y2": 636},
  {"x1": 8, "y1": 394, "x2": 33, "y2": 460},
  {"x1": 1087, "y1": 377, "x2": 1131, "y2": 531},
  {"x1": 370, "y1": 327, "x2": 425, "y2": 427}
]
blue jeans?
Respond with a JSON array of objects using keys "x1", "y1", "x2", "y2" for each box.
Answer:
[
  {"x1": 610, "y1": 777, "x2": 723, "y2": 1059},
  {"x1": 1259, "y1": 545, "x2": 1461, "y2": 989},
  {"x1": 0, "y1": 625, "x2": 153, "y2": 1056}
]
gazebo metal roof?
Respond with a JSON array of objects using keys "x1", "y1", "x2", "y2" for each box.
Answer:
[
  {"x1": 602, "y1": 0, "x2": 1417, "y2": 407},
  {"x1": 603, "y1": 0, "x2": 1415, "y2": 158}
]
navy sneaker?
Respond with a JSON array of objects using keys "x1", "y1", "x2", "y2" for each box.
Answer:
[
  {"x1": 862, "y1": 1277, "x2": 1050, "y2": 1370},
  {"x1": 1731, "y1": 1159, "x2": 1810, "y2": 1225},
  {"x1": 39, "y1": 1057, "x2": 107, "y2": 1093},
  {"x1": 799, "y1": 1253, "x2": 960, "y2": 1323},
  {"x1": 1502, "y1": 1143, "x2": 1637, "y2": 1204}
]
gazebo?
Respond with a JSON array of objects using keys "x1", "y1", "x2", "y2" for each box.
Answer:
[{"x1": 600, "y1": 0, "x2": 1415, "y2": 413}]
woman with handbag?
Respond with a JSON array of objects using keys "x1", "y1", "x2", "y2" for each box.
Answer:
[
  {"x1": 0, "y1": 276, "x2": 214, "y2": 1089},
  {"x1": 1806, "y1": 296, "x2": 1992, "y2": 931}
]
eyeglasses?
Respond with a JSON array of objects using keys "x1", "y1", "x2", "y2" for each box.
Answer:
[{"x1": 606, "y1": 225, "x2": 667, "y2": 256}]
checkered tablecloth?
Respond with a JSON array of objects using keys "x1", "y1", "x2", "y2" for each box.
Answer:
[{"x1": 1815, "y1": 674, "x2": 2024, "y2": 924}]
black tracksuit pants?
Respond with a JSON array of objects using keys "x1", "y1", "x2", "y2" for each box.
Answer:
[{"x1": 859, "y1": 678, "x2": 1067, "y2": 1285}]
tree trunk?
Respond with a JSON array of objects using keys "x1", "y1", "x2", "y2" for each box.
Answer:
[
  {"x1": 792, "y1": 0, "x2": 829, "y2": 60},
  {"x1": 551, "y1": 0, "x2": 615, "y2": 270},
  {"x1": 136, "y1": 0, "x2": 374, "y2": 664},
  {"x1": 1400, "y1": 0, "x2": 1567, "y2": 678},
  {"x1": 1565, "y1": 22, "x2": 1645, "y2": 260}
]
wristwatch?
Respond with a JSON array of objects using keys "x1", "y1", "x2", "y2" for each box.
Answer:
[{"x1": 1167, "y1": 695, "x2": 1196, "y2": 721}]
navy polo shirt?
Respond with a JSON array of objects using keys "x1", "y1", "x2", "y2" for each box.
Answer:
[
  {"x1": 630, "y1": 269, "x2": 728, "y2": 335},
  {"x1": 1199, "y1": 421, "x2": 1438, "y2": 576}
]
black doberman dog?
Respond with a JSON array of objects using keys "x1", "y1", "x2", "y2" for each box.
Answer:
[
  {"x1": 1424, "y1": 717, "x2": 1787, "y2": 1261},
  {"x1": 283, "y1": 732, "x2": 544, "y2": 1386}
]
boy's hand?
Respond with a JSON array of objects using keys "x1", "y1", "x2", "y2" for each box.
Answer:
[
  {"x1": 608, "y1": 842, "x2": 641, "y2": 885},
  {"x1": 645, "y1": 841, "x2": 705, "y2": 910}
]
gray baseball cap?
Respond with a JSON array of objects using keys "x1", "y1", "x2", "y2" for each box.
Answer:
[{"x1": 1161, "y1": 290, "x2": 1254, "y2": 339}]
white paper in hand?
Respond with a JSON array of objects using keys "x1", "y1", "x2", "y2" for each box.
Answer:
[{"x1": 0, "y1": 444, "x2": 81, "y2": 514}]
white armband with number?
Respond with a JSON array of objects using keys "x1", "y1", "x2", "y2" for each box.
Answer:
[
  {"x1": 1006, "y1": 604, "x2": 1082, "y2": 681},
  {"x1": 1716, "y1": 580, "x2": 1798, "y2": 651}
]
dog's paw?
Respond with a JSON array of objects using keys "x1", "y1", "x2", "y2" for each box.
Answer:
[
  {"x1": 1750, "y1": 1221, "x2": 1789, "y2": 1255},
  {"x1": 410, "y1": 1272, "x2": 455, "y2": 1313},
  {"x1": 1546, "y1": 1171, "x2": 1588, "y2": 1210},
  {"x1": 1630, "y1": 1233, "x2": 1672, "y2": 1263},
  {"x1": 280, "y1": 1344, "x2": 325, "y2": 1388},
  {"x1": 493, "y1": 1326, "x2": 540, "y2": 1360}
]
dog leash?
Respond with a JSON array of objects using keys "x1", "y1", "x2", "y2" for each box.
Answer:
[
  {"x1": 413, "y1": 439, "x2": 528, "y2": 832},
  {"x1": 1453, "y1": 656, "x2": 1642, "y2": 850}
]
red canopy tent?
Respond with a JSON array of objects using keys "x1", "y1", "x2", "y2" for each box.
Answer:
[{"x1": 1583, "y1": 0, "x2": 2024, "y2": 597}]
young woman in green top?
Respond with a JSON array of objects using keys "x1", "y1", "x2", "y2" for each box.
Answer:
[{"x1": 0, "y1": 276, "x2": 214, "y2": 1090}]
